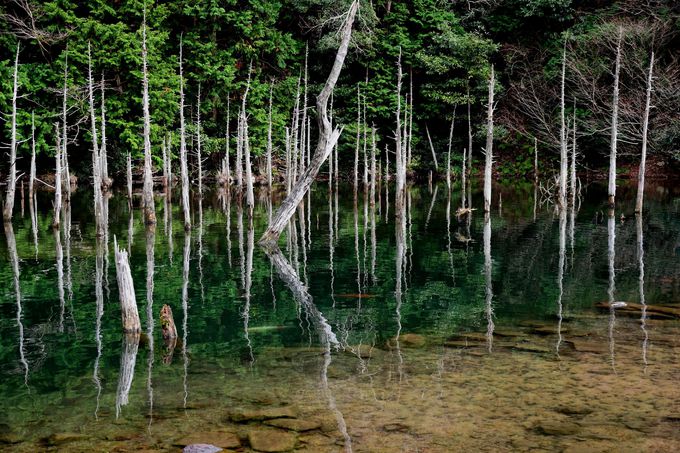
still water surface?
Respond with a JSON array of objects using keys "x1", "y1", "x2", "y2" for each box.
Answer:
[{"x1": 1, "y1": 181, "x2": 679, "y2": 452}]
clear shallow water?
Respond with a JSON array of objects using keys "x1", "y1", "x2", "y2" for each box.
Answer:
[{"x1": 1, "y1": 180, "x2": 679, "y2": 452}]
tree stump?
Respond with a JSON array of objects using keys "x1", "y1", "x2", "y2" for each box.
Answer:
[{"x1": 113, "y1": 236, "x2": 140, "y2": 333}]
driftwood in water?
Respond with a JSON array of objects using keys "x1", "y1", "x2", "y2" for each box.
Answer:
[
  {"x1": 259, "y1": 0, "x2": 358, "y2": 246},
  {"x1": 3, "y1": 43, "x2": 20, "y2": 221},
  {"x1": 114, "y1": 236, "x2": 141, "y2": 333},
  {"x1": 160, "y1": 304, "x2": 178, "y2": 339}
]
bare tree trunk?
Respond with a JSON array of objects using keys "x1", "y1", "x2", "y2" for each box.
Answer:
[
  {"x1": 221, "y1": 97, "x2": 231, "y2": 185},
  {"x1": 259, "y1": 0, "x2": 358, "y2": 246},
  {"x1": 483, "y1": 65, "x2": 495, "y2": 213},
  {"x1": 425, "y1": 124, "x2": 439, "y2": 171},
  {"x1": 362, "y1": 86, "x2": 368, "y2": 190},
  {"x1": 162, "y1": 137, "x2": 168, "y2": 189},
  {"x1": 53, "y1": 123, "x2": 62, "y2": 229},
  {"x1": 407, "y1": 69, "x2": 413, "y2": 167},
  {"x1": 100, "y1": 72, "x2": 111, "y2": 190},
  {"x1": 446, "y1": 112, "x2": 455, "y2": 190},
  {"x1": 88, "y1": 43, "x2": 104, "y2": 236},
  {"x1": 196, "y1": 83, "x2": 203, "y2": 197},
  {"x1": 285, "y1": 127, "x2": 291, "y2": 193},
  {"x1": 178, "y1": 37, "x2": 191, "y2": 230},
  {"x1": 635, "y1": 51, "x2": 654, "y2": 214},
  {"x1": 483, "y1": 212, "x2": 494, "y2": 351},
  {"x1": 29, "y1": 113, "x2": 36, "y2": 200},
  {"x1": 570, "y1": 100, "x2": 577, "y2": 206},
  {"x1": 461, "y1": 147, "x2": 467, "y2": 209},
  {"x1": 141, "y1": 9, "x2": 156, "y2": 225},
  {"x1": 299, "y1": 45, "x2": 309, "y2": 176},
  {"x1": 608, "y1": 27, "x2": 623, "y2": 207},
  {"x1": 467, "y1": 83, "x2": 473, "y2": 177},
  {"x1": 61, "y1": 49, "x2": 71, "y2": 203},
  {"x1": 395, "y1": 48, "x2": 406, "y2": 207},
  {"x1": 126, "y1": 152, "x2": 133, "y2": 205},
  {"x1": 534, "y1": 137, "x2": 538, "y2": 184},
  {"x1": 559, "y1": 39, "x2": 568, "y2": 208},
  {"x1": 354, "y1": 84, "x2": 360, "y2": 192},
  {"x1": 114, "y1": 236, "x2": 141, "y2": 333},
  {"x1": 290, "y1": 76, "x2": 301, "y2": 186},
  {"x1": 242, "y1": 64, "x2": 255, "y2": 210},
  {"x1": 166, "y1": 133, "x2": 172, "y2": 188},
  {"x1": 267, "y1": 82, "x2": 273, "y2": 191},
  {"x1": 370, "y1": 124, "x2": 376, "y2": 206},
  {"x1": 3, "y1": 43, "x2": 20, "y2": 221}
]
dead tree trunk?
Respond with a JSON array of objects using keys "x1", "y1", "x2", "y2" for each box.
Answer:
[
  {"x1": 266, "y1": 82, "x2": 273, "y2": 191},
  {"x1": 466, "y1": 83, "x2": 473, "y2": 177},
  {"x1": 61, "y1": 49, "x2": 71, "y2": 203},
  {"x1": 570, "y1": 100, "x2": 577, "y2": 206},
  {"x1": 100, "y1": 72, "x2": 111, "y2": 190},
  {"x1": 446, "y1": 112, "x2": 455, "y2": 190},
  {"x1": 483, "y1": 65, "x2": 495, "y2": 213},
  {"x1": 395, "y1": 48, "x2": 406, "y2": 206},
  {"x1": 178, "y1": 37, "x2": 191, "y2": 230},
  {"x1": 196, "y1": 83, "x2": 203, "y2": 196},
  {"x1": 242, "y1": 64, "x2": 255, "y2": 209},
  {"x1": 3, "y1": 43, "x2": 20, "y2": 221},
  {"x1": 141, "y1": 9, "x2": 156, "y2": 225},
  {"x1": 370, "y1": 124, "x2": 377, "y2": 206},
  {"x1": 53, "y1": 123, "x2": 62, "y2": 229},
  {"x1": 160, "y1": 304, "x2": 177, "y2": 340},
  {"x1": 221, "y1": 97, "x2": 231, "y2": 186},
  {"x1": 425, "y1": 124, "x2": 439, "y2": 172},
  {"x1": 354, "y1": 84, "x2": 360, "y2": 192},
  {"x1": 114, "y1": 235, "x2": 141, "y2": 333},
  {"x1": 126, "y1": 152, "x2": 133, "y2": 204},
  {"x1": 407, "y1": 70, "x2": 414, "y2": 167},
  {"x1": 534, "y1": 137, "x2": 538, "y2": 184},
  {"x1": 259, "y1": 0, "x2": 358, "y2": 246},
  {"x1": 29, "y1": 113, "x2": 36, "y2": 200},
  {"x1": 608, "y1": 27, "x2": 623, "y2": 207},
  {"x1": 559, "y1": 39, "x2": 568, "y2": 208},
  {"x1": 635, "y1": 51, "x2": 654, "y2": 214}
]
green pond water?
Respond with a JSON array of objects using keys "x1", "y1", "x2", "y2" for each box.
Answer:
[{"x1": 1, "y1": 181, "x2": 679, "y2": 452}]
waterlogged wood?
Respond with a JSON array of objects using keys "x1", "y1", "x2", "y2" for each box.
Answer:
[
  {"x1": 259, "y1": 0, "x2": 358, "y2": 246},
  {"x1": 141, "y1": 8, "x2": 156, "y2": 225},
  {"x1": 115, "y1": 333, "x2": 140, "y2": 417},
  {"x1": 3, "y1": 44, "x2": 20, "y2": 221},
  {"x1": 160, "y1": 304, "x2": 178, "y2": 339},
  {"x1": 483, "y1": 65, "x2": 495, "y2": 213},
  {"x1": 636, "y1": 52, "x2": 654, "y2": 213},
  {"x1": 608, "y1": 27, "x2": 623, "y2": 207},
  {"x1": 178, "y1": 37, "x2": 191, "y2": 230},
  {"x1": 114, "y1": 236, "x2": 141, "y2": 333}
]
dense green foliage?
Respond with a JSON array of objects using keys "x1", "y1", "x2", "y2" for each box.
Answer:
[{"x1": 0, "y1": 0, "x2": 678, "y2": 180}]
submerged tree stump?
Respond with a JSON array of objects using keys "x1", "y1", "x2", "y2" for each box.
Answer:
[
  {"x1": 114, "y1": 236, "x2": 141, "y2": 333},
  {"x1": 160, "y1": 304, "x2": 177, "y2": 339}
]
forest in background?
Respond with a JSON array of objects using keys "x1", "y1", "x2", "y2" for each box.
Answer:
[{"x1": 0, "y1": 0, "x2": 678, "y2": 182}]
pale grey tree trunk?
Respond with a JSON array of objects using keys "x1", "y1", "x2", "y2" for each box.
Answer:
[
  {"x1": 126, "y1": 152, "x2": 133, "y2": 205},
  {"x1": 395, "y1": 48, "x2": 406, "y2": 207},
  {"x1": 178, "y1": 37, "x2": 191, "y2": 230},
  {"x1": 196, "y1": 83, "x2": 203, "y2": 197},
  {"x1": 3, "y1": 43, "x2": 20, "y2": 221},
  {"x1": 570, "y1": 101, "x2": 577, "y2": 206},
  {"x1": 425, "y1": 124, "x2": 439, "y2": 171},
  {"x1": 29, "y1": 113, "x2": 36, "y2": 200},
  {"x1": 446, "y1": 112, "x2": 455, "y2": 190},
  {"x1": 608, "y1": 27, "x2": 623, "y2": 207},
  {"x1": 407, "y1": 70, "x2": 413, "y2": 167},
  {"x1": 100, "y1": 72, "x2": 110, "y2": 190},
  {"x1": 88, "y1": 42, "x2": 104, "y2": 236},
  {"x1": 114, "y1": 235, "x2": 141, "y2": 333},
  {"x1": 467, "y1": 84, "x2": 473, "y2": 177},
  {"x1": 141, "y1": 9, "x2": 156, "y2": 225},
  {"x1": 534, "y1": 137, "x2": 538, "y2": 184},
  {"x1": 162, "y1": 137, "x2": 168, "y2": 189},
  {"x1": 370, "y1": 125, "x2": 377, "y2": 206},
  {"x1": 61, "y1": 49, "x2": 71, "y2": 203},
  {"x1": 266, "y1": 82, "x2": 273, "y2": 191},
  {"x1": 461, "y1": 148, "x2": 467, "y2": 209},
  {"x1": 299, "y1": 45, "x2": 309, "y2": 176},
  {"x1": 635, "y1": 52, "x2": 654, "y2": 214},
  {"x1": 259, "y1": 0, "x2": 358, "y2": 246},
  {"x1": 362, "y1": 87, "x2": 368, "y2": 189},
  {"x1": 559, "y1": 39, "x2": 568, "y2": 208},
  {"x1": 354, "y1": 84, "x2": 360, "y2": 192},
  {"x1": 483, "y1": 65, "x2": 495, "y2": 213},
  {"x1": 53, "y1": 123, "x2": 62, "y2": 229},
  {"x1": 242, "y1": 65, "x2": 255, "y2": 210}
]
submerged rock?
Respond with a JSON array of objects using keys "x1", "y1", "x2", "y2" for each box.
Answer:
[
  {"x1": 183, "y1": 444, "x2": 223, "y2": 453},
  {"x1": 264, "y1": 418, "x2": 320, "y2": 432},
  {"x1": 228, "y1": 406, "x2": 297, "y2": 423},
  {"x1": 175, "y1": 431, "x2": 240, "y2": 449},
  {"x1": 533, "y1": 420, "x2": 581, "y2": 436},
  {"x1": 248, "y1": 428, "x2": 296, "y2": 452}
]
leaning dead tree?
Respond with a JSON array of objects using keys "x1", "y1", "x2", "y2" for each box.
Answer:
[
  {"x1": 259, "y1": 0, "x2": 359, "y2": 246},
  {"x1": 178, "y1": 37, "x2": 191, "y2": 230},
  {"x1": 483, "y1": 65, "x2": 495, "y2": 213},
  {"x1": 3, "y1": 43, "x2": 20, "y2": 221},
  {"x1": 141, "y1": 7, "x2": 156, "y2": 225},
  {"x1": 635, "y1": 51, "x2": 654, "y2": 214},
  {"x1": 608, "y1": 27, "x2": 623, "y2": 207}
]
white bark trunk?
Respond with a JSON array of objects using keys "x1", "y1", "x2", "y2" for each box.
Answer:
[
  {"x1": 114, "y1": 235, "x2": 141, "y2": 333},
  {"x1": 196, "y1": 83, "x2": 203, "y2": 197},
  {"x1": 570, "y1": 100, "x2": 577, "y2": 206},
  {"x1": 425, "y1": 124, "x2": 439, "y2": 171},
  {"x1": 88, "y1": 42, "x2": 104, "y2": 235},
  {"x1": 446, "y1": 112, "x2": 455, "y2": 190},
  {"x1": 53, "y1": 123, "x2": 62, "y2": 229},
  {"x1": 242, "y1": 65, "x2": 254, "y2": 209},
  {"x1": 29, "y1": 113, "x2": 36, "y2": 199},
  {"x1": 395, "y1": 48, "x2": 405, "y2": 205},
  {"x1": 467, "y1": 84, "x2": 473, "y2": 176},
  {"x1": 178, "y1": 37, "x2": 191, "y2": 230},
  {"x1": 354, "y1": 84, "x2": 360, "y2": 191},
  {"x1": 608, "y1": 27, "x2": 623, "y2": 206},
  {"x1": 559, "y1": 39, "x2": 568, "y2": 208},
  {"x1": 61, "y1": 49, "x2": 71, "y2": 203},
  {"x1": 483, "y1": 65, "x2": 495, "y2": 213},
  {"x1": 126, "y1": 152, "x2": 133, "y2": 204},
  {"x1": 267, "y1": 82, "x2": 273, "y2": 191},
  {"x1": 260, "y1": 0, "x2": 358, "y2": 246},
  {"x1": 636, "y1": 51, "x2": 654, "y2": 214},
  {"x1": 3, "y1": 43, "x2": 20, "y2": 221},
  {"x1": 141, "y1": 9, "x2": 156, "y2": 225},
  {"x1": 100, "y1": 72, "x2": 110, "y2": 189}
]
